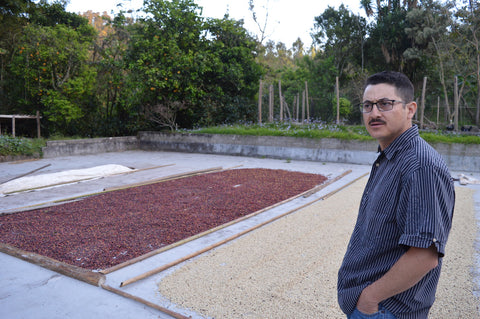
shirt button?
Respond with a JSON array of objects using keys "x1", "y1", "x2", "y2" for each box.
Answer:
[
  {"x1": 376, "y1": 163, "x2": 380, "y2": 167},
  {"x1": 433, "y1": 238, "x2": 437, "y2": 243}
]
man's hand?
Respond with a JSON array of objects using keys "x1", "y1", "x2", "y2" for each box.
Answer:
[
  {"x1": 356, "y1": 285, "x2": 380, "y2": 314},
  {"x1": 355, "y1": 245, "x2": 439, "y2": 314}
]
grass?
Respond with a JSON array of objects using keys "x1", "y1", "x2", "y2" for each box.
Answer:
[
  {"x1": 185, "y1": 122, "x2": 480, "y2": 145},
  {"x1": 186, "y1": 123, "x2": 374, "y2": 141}
]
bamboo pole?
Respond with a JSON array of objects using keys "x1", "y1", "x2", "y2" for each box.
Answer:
[
  {"x1": 279, "y1": 80, "x2": 283, "y2": 122},
  {"x1": 302, "y1": 90, "x2": 305, "y2": 123},
  {"x1": 305, "y1": 81, "x2": 310, "y2": 122},
  {"x1": 437, "y1": 96, "x2": 440, "y2": 125},
  {"x1": 12, "y1": 115, "x2": 15, "y2": 137},
  {"x1": 36, "y1": 110, "x2": 41, "y2": 138},
  {"x1": 1, "y1": 163, "x2": 51, "y2": 185},
  {"x1": 268, "y1": 84, "x2": 274, "y2": 122},
  {"x1": 454, "y1": 76, "x2": 459, "y2": 132},
  {"x1": 420, "y1": 77, "x2": 427, "y2": 129},
  {"x1": 296, "y1": 94, "x2": 299, "y2": 122},
  {"x1": 258, "y1": 80, "x2": 263, "y2": 124},
  {"x1": 119, "y1": 170, "x2": 359, "y2": 288},
  {"x1": 283, "y1": 96, "x2": 292, "y2": 120},
  {"x1": 336, "y1": 77, "x2": 340, "y2": 124}
]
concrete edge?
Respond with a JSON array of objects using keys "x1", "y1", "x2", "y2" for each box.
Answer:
[{"x1": 40, "y1": 132, "x2": 480, "y2": 172}]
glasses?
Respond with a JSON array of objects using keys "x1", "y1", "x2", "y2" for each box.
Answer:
[{"x1": 358, "y1": 99, "x2": 406, "y2": 113}]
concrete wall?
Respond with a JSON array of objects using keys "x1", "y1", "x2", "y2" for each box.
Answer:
[
  {"x1": 41, "y1": 132, "x2": 480, "y2": 172},
  {"x1": 42, "y1": 136, "x2": 139, "y2": 158},
  {"x1": 138, "y1": 131, "x2": 379, "y2": 165}
]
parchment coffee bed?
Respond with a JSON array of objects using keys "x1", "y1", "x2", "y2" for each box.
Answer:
[
  {"x1": 0, "y1": 168, "x2": 326, "y2": 270},
  {"x1": 158, "y1": 178, "x2": 480, "y2": 318}
]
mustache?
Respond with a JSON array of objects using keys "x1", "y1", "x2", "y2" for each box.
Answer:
[{"x1": 369, "y1": 119, "x2": 386, "y2": 125}]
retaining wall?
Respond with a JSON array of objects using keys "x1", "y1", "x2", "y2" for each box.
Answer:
[
  {"x1": 42, "y1": 136, "x2": 139, "y2": 158},
  {"x1": 41, "y1": 132, "x2": 480, "y2": 172}
]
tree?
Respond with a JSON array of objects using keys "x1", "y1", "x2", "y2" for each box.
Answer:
[
  {"x1": 10, "y1": 23, "x2": 97, "y2": 133},
  {"x1": 361, "y1": 0, "x2": 416, "y2": 72},
  {"x1": 198, "y1": 16, "x2": 264, "y2": 125},
  {"x1": 124, "y1": 0, "x2": 206, "y2": 131},
  {"x1": 456, "y1": 1, "x2": 480, "y2": 125},
  {"x1": 404, "y1": 1, "x2": 456, "y2": 121},
  {"x1": 312, "y1": 5, "x2": 367, "y2": 78}
]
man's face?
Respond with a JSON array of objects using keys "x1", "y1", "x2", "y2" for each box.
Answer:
[{"x1": 362, "y1": 83, "x2": 417, "y2": 150}]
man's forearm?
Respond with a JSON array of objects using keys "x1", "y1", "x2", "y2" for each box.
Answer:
[{"x1": 356, "y1": 245, "x2": 439, "y2": 314}]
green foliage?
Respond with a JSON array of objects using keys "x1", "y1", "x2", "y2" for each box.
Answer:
[
  {"x1": 185, "y1": 123, "x2": 480, "y2": 145},
  {"x1": 7, "y1": 12, "x2": 96, "y2": 134},
  {"x1": 333, "y1": 97, "x2": 352, "y2": 119},
  {"x1": 187, "y1": 123, "x2": 374, "y2": 141},
  {"x1": 3, "y1": 0, "x2": 480, "y2": 138},
  {"x1": 0, "y1": 136, "x2": 45, "y2": 156}
]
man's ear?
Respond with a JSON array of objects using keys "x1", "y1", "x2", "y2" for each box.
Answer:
[{"x1": 407, "y1": 102, "x2": 417, "y2": 119}]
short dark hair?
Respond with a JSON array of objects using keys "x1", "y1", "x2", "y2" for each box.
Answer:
[{"x1": 365, "y1": 71, "x2": 414, "y2": 102}]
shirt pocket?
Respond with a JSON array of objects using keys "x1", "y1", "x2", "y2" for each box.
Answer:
[{"x1": 363, "y1": 198, "x2": 400, "y2": 250}]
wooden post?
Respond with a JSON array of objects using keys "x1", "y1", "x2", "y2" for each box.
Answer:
[
  {"x1": 269, "y1": 84, "x2": 274, "y2": 122},
  {"x1": 336, "y1": 77, "x2": 340, "y2": 124},
  {"x1": 258, "y1": 80, "x2": 263, "y2": 124},
  {"x1": 36, "y1": 110, "x2": 41, "y2": 138},
  {"x1": 454, "y1": 76, "x2": 459, "y2": 132},
  {"x1": 420, "y1": 77, "x2": 427, "y2": 129},
  {"x1": 302, "y1": 90, "x2": 305, "y2": 123},
  {"x1": 297, "y1": 93, "x2": 300, "y2": 123},
  {"x1": 305, "y1": 81, "x2": 310, "y2": 122},
  {"x1": 283, "y1": 96, "x2": 292, "y2": 120},
  {"x1": 278, "y1": 80, "x2": 283, "y2": 122},
  {"x1": 12, "y1": 115, "x2": 15, "y2": 137},
  {"x1": 437, "y1": 96, "x2": 440, "y2": 125},
  {"x1": 292, "y1": 95, "x2": 296, "y2": 121}
]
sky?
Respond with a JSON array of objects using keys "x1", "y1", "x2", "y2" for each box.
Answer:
[{"x1": 65, "y1": 0, "x2": 366, "y2": 48}]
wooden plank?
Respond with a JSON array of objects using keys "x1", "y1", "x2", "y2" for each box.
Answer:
[
  {"x1": 118, "y1": 170, "x2": 357, "y2": 287},
  {"x1": 101, "y1": 284, "x2": 190, "y2": 319},
  {"x1": 0, "y1": 115, "x2": 42, "y2": 119},
  {"x1": 103, "y1": 166, "x2": 223, "y2": 192},
  {"x1": 0, "y1": 243, "x2": 105, "y2": 286}
]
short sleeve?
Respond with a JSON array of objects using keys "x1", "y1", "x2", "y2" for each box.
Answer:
[{"x1": 398, "y1": 165, "x2": 455, "y2": 257}]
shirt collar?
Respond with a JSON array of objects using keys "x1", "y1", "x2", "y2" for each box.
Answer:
[{"x1": 378, "y1": 125, "x2": 419, "y2": 160}]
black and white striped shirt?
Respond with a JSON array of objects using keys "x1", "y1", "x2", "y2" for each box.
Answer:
[{"x1": 337, "y1": 125, "x2": 455, "y2": 318}]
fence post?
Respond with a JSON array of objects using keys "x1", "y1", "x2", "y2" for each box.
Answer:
[
  {"x1": 420, "y1": 77, "x2": 427, "y2": 129},
  {"x1": 36, "y1": 110, "x2": 41, "y2": 138},
  {"x1": 258, "y1": 80, "x2": 263, "y2": 124},
  {"x1": 454, "y1": 76, "x2": 459, "y2": 132},
  {"x1": 12, "y1": 115, "x2": 15, "y2": 137}
]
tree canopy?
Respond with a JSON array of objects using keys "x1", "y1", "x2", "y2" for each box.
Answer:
[{"x1": 1, "y1": 0, "x2": 479, "y2": 136}]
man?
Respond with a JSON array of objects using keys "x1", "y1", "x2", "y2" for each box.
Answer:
[{"x1": 337, "y1": 71, "x2": 455, "y2": 319}]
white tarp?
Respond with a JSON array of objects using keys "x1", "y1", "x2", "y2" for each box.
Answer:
[{"x1": 0, "y1": 164, "x2": 134, "y2": 195}]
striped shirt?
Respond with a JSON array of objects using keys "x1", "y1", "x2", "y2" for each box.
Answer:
[{"x1": 337, "y1": 125, "x2": 455, "y2": 319}]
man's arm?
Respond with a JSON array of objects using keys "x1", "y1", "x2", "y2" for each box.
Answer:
[{"x1": 356, "y1": 245, "x2": 439, "y2": 314}]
